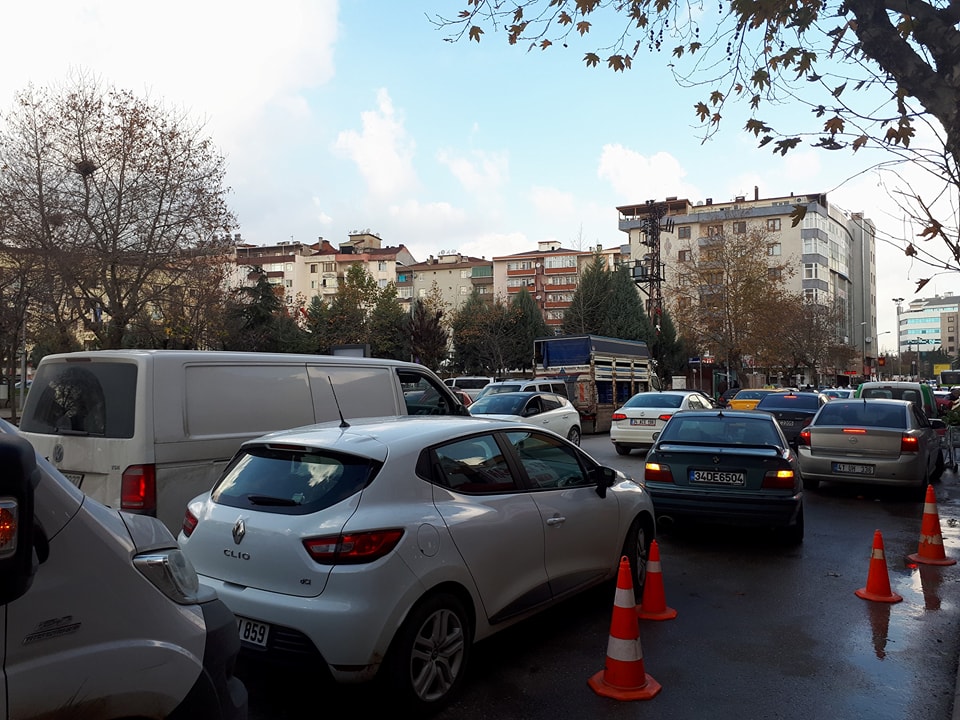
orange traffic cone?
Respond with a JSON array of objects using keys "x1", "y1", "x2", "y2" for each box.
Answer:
[
  {"x1": 855, "y1": 530, "x2": 903, "y2": 603},
  {"x1": 588, "y1": 556, "x2": 662, "y2": 701},
  {"x1": 907, "y1": 485, "x2": 956, "y2": 566},
  {"x1": 637, "y1": 540, "x2": 677, "y2": 621}
]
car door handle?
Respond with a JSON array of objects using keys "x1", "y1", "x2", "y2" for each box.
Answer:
[{"x1": 546, "y1": 515, "x2": 566, "y2": 526}]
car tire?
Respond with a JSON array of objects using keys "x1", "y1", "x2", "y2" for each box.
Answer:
[
  {"x1": 383, "y1": 592, "x2": 471, "y2": 711},
  {"x1": 614, "y1": 443, "x2": 631, "y2": 456},
  {"x1": 620, "y1": 517, "x2": 653, "y2": 603},
  {"x1": 567, "y1": 425, "x2": 581, "y2": 446},
  {"x1": 802, "y1": 477, "x2": 820, "y2": 490}
]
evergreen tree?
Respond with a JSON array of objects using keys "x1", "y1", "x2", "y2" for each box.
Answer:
[
  {"x1": 601, "y1": 267, "x2": 653, "y2": 342},
  {"x1": 222, "y1": 267, "x2": 288, "y2": 351},
  {"x1": 368, "y1": 284, "x2": 408, "y2": 360},
  {"x1": 562, "y1": 253, "x2": 610, "y2": 335},
  {"x1": 508, "y1": 288, "x2": 550, "y2": 372}
]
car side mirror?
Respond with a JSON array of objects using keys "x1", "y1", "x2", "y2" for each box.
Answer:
[{"x1": 593, "y1": 466, "x2": 617, "y2": 498}]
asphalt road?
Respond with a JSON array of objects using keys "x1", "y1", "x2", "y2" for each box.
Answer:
[{"x1": 244, "y1": 433, "x2": 960, "y2": 719}]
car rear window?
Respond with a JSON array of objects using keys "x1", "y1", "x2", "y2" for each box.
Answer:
[
  {"x1": 20, "y1": 362, "x2": 137, "y2": 438},
  {"x1": 757, "y1": 394, "x2": 820, "y2": 410},
  {"x1": 211, "y1": 446, "x2": 379, "y2": 514},
  {"x1": 815, "y1": 403, "x2": 906, "y2": 429},
  {"x1": 623, "y1": 393, "x2": 684, "y2": 409}
]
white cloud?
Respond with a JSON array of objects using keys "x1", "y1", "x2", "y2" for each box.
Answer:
[
  {"x1": 596, "y1": 144, "x2": 701, "y2": 203},
  {"x1": 437, "y1": 148, "x2": 508, "y2": 196},
  {"x1": 334, "y1": 88, "x2": 417, "y2": 198}
]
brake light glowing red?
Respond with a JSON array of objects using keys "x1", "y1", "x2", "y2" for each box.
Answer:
[
  {"x1": 182, "y1": 508, "x2": 198, "y2": 538},
  {"x1": 611, "y1": 412, "x2": 627, "y2": 421},
  {"x1": 658, "y1": 414, "x2": 673, "y2": 422},
  {"x1": 901, "y1": 435, "x2": 919, "y2": 453},
  {"x1": 0, "y1": 503, "x2": 17, "y2": 555},
  {"x1": 302, "y1": 529, "x2": 404, "y2": 565},
  {"x1": 798, "y1": 430, "x2": 811, "y2": 446},
  {"x1": 121, "y1": 464, "x2": 157, "y2": 514},
  {"x1": 842, "y1": 428, "x2": 867, "y2": 434},
  {"x1": 644, "y1": 462, "x2": 674, "y2": 483}
]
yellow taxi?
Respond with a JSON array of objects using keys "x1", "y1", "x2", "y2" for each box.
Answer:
[{"x1": 726, "y1": 388, "x2": 779, "y2": 410}]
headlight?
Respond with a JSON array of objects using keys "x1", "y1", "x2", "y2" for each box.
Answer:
[{"x1": 133, "y1": 548, "x2": 216, "y2": 605}]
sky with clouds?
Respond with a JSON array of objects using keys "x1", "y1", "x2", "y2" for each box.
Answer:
[{"x1": 0, "y1": 0, "x2": 954, "y2": 349}]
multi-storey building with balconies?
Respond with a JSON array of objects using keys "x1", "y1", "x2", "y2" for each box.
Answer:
[
  {"x1": 407, "y1": 253, "x2": 494, "y2": 310},
  {"x1": 617, "y1": 190, "x2": 878, "y2": 375},
  {"x1": 493, "y1": 240, "x2": 630, "y2": 331}
]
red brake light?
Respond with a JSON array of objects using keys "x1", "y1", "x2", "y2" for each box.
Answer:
[
  {"x1": 181, "y1": 508, "x2": 198, "y2": 538},
  {"x1": 842, "y1": 428, "x2": 867, "y2": 434},
  {"x1": 121, "y1": 464, "x2": 157, "y2": 514},
  {"x1": 798, "y1": 430, "x2": 811, "y2": 446},
  {"x1": 612, "y1": 412, "x2": 627, "y2": 421},
  {"x1": 658, "y1": 414, "x2": 673, "y2": 422},
  {"x1": 762, "y1": 468, "x2": 796, "y2": 489},
  {"x1": 644, "y1": 462, "x2": 674, "y2": 483},
  {"x1": 0, "y1": 502, "x2": 18, "y2": 556},
  {"x1": 901, "y1": 435, "x2": 919, "y2": 453},
  {"x1": 303, "y1": 529, "x2": 404, "y2": 565}
]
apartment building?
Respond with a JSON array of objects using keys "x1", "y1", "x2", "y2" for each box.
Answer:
[
  {"x1": 493, "y1": 240, "x2": 631, "y2": 330},
  {"x1": 617, "y1": 191, "x2": 878, "y2": 364},
  {"x1": 406, "y1": 253, "x2": 493, "y2": 310},
  {"x1": 897, "y1": 295, "x2": 960, "y2": 357},
  {"x1": 233, "y1": 232, "x2": 416, "y2": 309}
]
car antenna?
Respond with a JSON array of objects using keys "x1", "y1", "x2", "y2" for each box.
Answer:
[{"x1": 328, "y1": 376, "x2": 350, "y2": 428}]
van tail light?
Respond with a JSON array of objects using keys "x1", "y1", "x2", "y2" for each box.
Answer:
[
  {"x1": 644, "y1": 462, "x2": 674, "y2": 483},
  {"x1": 0, "y1": 500, "x2": 18, "y2": 559},
  {"x1": 302, "y1": 529, "x2": 404, "y2": 565},
  {"x1": 181, "y1": 508, "x2": 199, "y2": 538},
  {"x1": 762, "y1": 468, "x2": 796, "y2": 490},
  {"x1": 901, "y1": 435, "x2": 920, "y2": 453},
  {"x1": 798, "y1": 430, "x2": 811, "y2": 447},
  {"x1": 121, "y1": 464, "x2": 157, "y2": 514},
  {"x1": 611, "y1": 412, "x2": 627, "y2": 421}
]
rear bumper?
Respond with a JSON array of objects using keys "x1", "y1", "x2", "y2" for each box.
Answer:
[
  {"x1": 648, "y1": 486, "x2": 802, "y2": 527},
  {"x1": 169, "y1": 599, "x2": 248, "y2": 720},
  {"x1": 798, "y1": 454, "x2": 927, "y2": 487}
]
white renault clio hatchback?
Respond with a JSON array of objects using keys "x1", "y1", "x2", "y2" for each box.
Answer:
[{"x1": 179, "y1": 415, "x2": 655, "y2": 711}]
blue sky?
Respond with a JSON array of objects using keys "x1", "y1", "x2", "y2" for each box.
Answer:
[{"x1": 1, "y1": 0, "x2": 953, "y2": 348}]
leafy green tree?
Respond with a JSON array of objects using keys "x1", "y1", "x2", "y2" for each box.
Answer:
[
  {"x1": 450, "y1": 293, "x2": 517, "y2": 375},
  {"x1": 368, "y1": 283, "x2": 408, "y2": 360},
  {"x1": 601, "y1": 267, "x2": 653, "y2": 342},
  {"x1": 437, "y1": 1, "x2": 960, "y2": 277},
  {"x1": 562, "y1": 253, "x2": 610, "y2": 335},
  {"x1": 325, "y1": 263, "x2": 378, "y2": 349},
  {"x1": 407, "y1": 298, "x2": 449, "y2": 370},
  {"x1": 507, "y1": 288, "x2": 550, "y2": 372},
  {"x1": 221, "y1": 267, "x2": 296, "y2": 352},
  {"x1": 0, "y1": 72, "x2": 236, "y2": 349}
]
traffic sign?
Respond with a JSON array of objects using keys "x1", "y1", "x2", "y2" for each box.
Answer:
[{"x1": 688, "y1": 357, "x2": 700, "y2": 364}]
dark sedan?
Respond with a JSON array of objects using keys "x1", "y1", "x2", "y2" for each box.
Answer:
[
  {"x1": 643, "y1": 409, "x2": 804, "y2": 543},
  {"x1": 754, "y1": 391, "x2": 829, "y2": 448}
]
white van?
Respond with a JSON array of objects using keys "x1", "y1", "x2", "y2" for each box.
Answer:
[
  {"x1": 0, "y1": 423, "x2": 247, "y2": 719},
  {"x1": 19, "y1": 350, "x2": 469, "y2": 531}
]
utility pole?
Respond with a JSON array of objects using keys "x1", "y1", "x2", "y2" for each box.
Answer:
[{"x1": 630, "y1": 200, "x2": 674, "y2": 384}]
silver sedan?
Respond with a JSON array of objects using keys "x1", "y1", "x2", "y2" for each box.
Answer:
[{"x1": 797, "y1": 398, "x2": 944, "y2": 495}]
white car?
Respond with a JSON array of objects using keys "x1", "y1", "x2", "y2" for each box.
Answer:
[
  {"x1": 468, "y1": 391, "x2": 581, "y2": 445},
  {"x1": 179, "y1": 415, "x2": 655, "y2": 711},
  {"x1": 610, "y1": 389, "x2": 716, "y2": 455}
]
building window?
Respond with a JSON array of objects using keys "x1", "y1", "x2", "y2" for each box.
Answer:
[
  {"x1": 803, "y1": 263, "x2": 818, "y2": 279},
  {"x1": 676, "y1": 297, "x2": 691, "y2": 311},
  {"x1": 459, "y1": 286, "x2": 468, "y2": 295},
  {"x1": 310, "y1": 264, "x2": 318, "y2": 273},
  {"x1": 678, "y1": 249, "x2": 692, "y2": 262},
  {"x1": 378, "y1": 261, "x2": 387, "y2": 272},
  {"x1": 766, "y1": 218, "x2": 782, "y2": 232},
  {"x1": 733, "y1": 221, "x2": 746, "y2": 234},
  {"x1": 768, "y1": 243, "x2": 782, "y2": 256},
  {"x1": 398, "y1": 287, "x2": 413, "y2": 298},
  {"x1": 545, "y1": 255, "x2": 577, "y2": 269},
  {"x1": 677, "y1": 226, "x2": 691, "y2": 239},
  {"x1": 379, "y1": 279, "x2": 388, "y2": 288},
  {"x1": 284, "y1": 279, "x2": 293, "y2": 288},
  {"x1": 460, "y1": 269, "x2": 471, "y2": 279},
  {"x1": 707, "y1": 224, "x2": 723, "y2": 237},
  {"x1": 285, "y1": 263, "x2": 294, "y2": 272},
  {"x1": 769, "y1": 267, "x2": 783, "y2": 280},
  {"x1": 324, "y1": 263, "x2": 335, "y2": 273},
  {"x1": 310, "y1": 280, "x2": 316, "y2": 289}
]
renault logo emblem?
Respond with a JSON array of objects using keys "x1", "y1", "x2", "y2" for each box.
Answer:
[{"x1": 232, "y1": 518, "x2": 246, "y2": 545}]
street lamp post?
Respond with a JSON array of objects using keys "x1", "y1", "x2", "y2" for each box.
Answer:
[
  {"x1": 875, "y1": 330, "x2": 891, "y2": 379},
  {"x1": 893, "y1": 298, "x2": 904, "y2": 379},
  {"x1": 860, "y1": 321, "x2": 868, "y2": 381}
]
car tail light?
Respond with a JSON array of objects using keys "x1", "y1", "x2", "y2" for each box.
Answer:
[
  {"x1": 0, "y1": 500, "x2": 18, "y2": 559},
  {"x1": 121, "y1": 464, "x2": 157, "y2": 514},
  {"x1": 302, "y1": 529, "x2": 404, "y2": 565},
  {"x1": 644, "y1": 462, "x2": 674, "y2": 483},
  {"x1": 181, "y1": 508, "x2": 198, "y2": 538},
  {"x1": 611, "y1": 412, "x2": 627, "y2": 421},
  {"x1": 658, "y1": 414, "x2": 673, "y2": 422},
  {"x1": 901, "y1": 435, "x2": 920, "y2": 453},
  {"x1": 798, "y1": 430, "x2": 811, "y2": 447},
  {"x1": 842, "y1": 428, "x2": 867, "y2": 434},
  {"x1": 762, "y1": 468, "x2": 796, "y2": 489}
]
